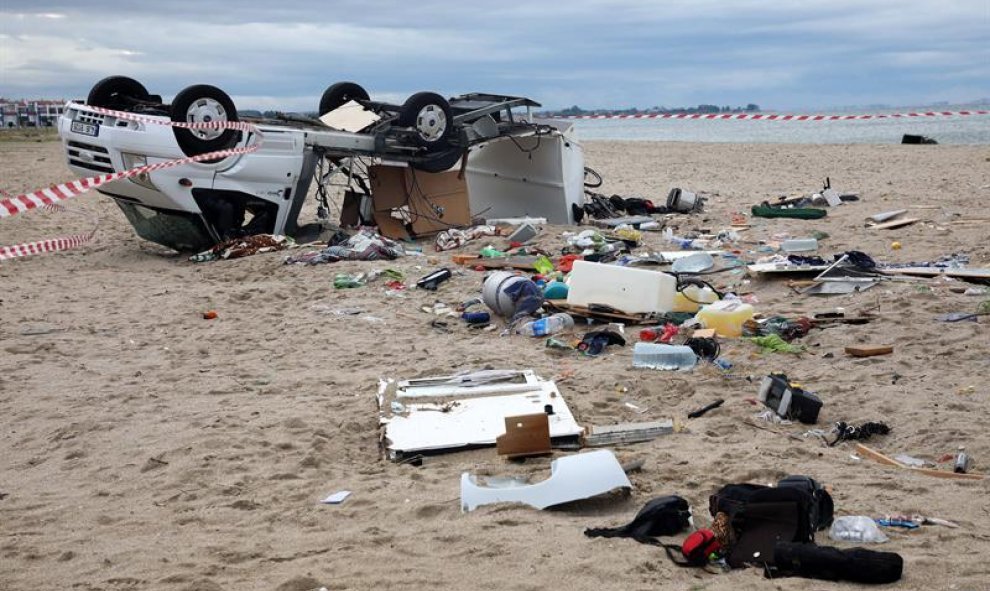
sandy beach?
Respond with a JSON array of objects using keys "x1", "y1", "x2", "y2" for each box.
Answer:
[{"x1": 2, "y1": 138, "x2": 989, "y2": 591}]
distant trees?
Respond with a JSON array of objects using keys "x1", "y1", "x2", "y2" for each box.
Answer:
[{"x1": 538, "y1": 103, "x2": 760, "y2": 117}]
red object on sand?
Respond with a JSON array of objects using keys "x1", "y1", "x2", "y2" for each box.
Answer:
[{"x1": 558, "y1": 254, "x2": 583, "y2": 273}]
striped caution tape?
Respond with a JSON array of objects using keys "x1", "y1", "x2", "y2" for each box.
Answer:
[
  {"x1": 1, "y1": 105, "x2": 262, "y2": 219},
  {"x1": 0, "y1": 107, "x2": 262, "y2": 260},
  {"x1": 560, "y1": 109, "x2": 990, "y2": 120},
  {"x1": 0, "y1": 232, "x2": 97, "y2": 261},
  {"x1": 0, "y1": 201, "x2": 102, "y2": 261},
  {"x1": 0, "y1": 142, "x2": 258, "y2": 219}
]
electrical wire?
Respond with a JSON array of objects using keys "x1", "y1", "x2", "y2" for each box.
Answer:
[
  {"x1": 584, "y1": 166, "x2": 603, "y2": 188},
  {"x1": 674, "y1": 276, "x2": 725, "y2": 302},
  {"x1": 397, "y1": 166, "x2": 470, "y2": 229},
  {"x1": 506, "y1": 122, "x2": 555, "y2": 155}
]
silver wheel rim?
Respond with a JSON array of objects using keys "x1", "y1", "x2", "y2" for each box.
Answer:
[
  {"x1": 415, "y1": 104, "x2": 447, "y2": 142},
  {"x1": 186, "y1": 97, "x2": 227, "y2": 141}
]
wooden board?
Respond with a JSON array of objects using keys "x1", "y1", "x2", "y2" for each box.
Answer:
[
  {"x1": 472, "y1": 256, "x2": 541, "y2": 271},
  {"x1": 855, "y1": 444, "x2": 986, "y2": 481},
  {"x1": 546, "y1": 300, "x2": 650, "y2": 324},
  {"x1": 845, "y1": 345, "x2": 893, "y2": 358},
  {"x1": 451, "y1": 254, "x2": 481, "y2": 265},
  {"x1": 870, "y1": 217, "x2": 920, "y2": 230}
]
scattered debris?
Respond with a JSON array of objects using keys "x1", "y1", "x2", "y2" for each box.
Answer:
[
  {"x1": 320, "y1": 491, "x2": 352, "y2": 504},
  {"x1": 757, "y1": 373, "x2": 822, "y2": 424},
  {"x1": 854, "y1": 444, "x2": 986, "y2": 481},
  {"x1": 687, "y1": 399, "x2": 725, "y2": 419},
  {"x1": 845, "y1": 345, "x2": 893, "y2": 357},
  {"x1": 582, "y1": 420, "x2": 675, "y2": 447}
]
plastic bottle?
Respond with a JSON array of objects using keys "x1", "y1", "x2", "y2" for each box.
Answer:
[
  {"x1": 828, "y1": 516, "x2": 888, "y2": 543},
  {"x1": 695, "y1": 300, "x2": 755, "y2": 337},
  {"x1": 781, "y1": 238, "x2": 818, "y2": 252},
  {"x1": 517, "y1": 313, "x2": 575, "y2": 337},
  {"x1": 632, "y1": 343, "x2": 698, "y2": 370}
]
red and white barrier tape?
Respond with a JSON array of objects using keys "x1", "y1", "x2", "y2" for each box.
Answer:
[
  {"x1": 0, "y1": 107, "x2": 262, "y2": 261},
  {"x1": 561, "y1": 109, "x2": 990, "y2": 120},
  {"x1": 0, "y1": 201, "x2": 102, "y2": 261},
  {"x1": 0, "y1": 233, "x2": 96, "y2": 261}
]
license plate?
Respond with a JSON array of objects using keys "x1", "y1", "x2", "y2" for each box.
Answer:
[{"x1": 71, "y1": 121, "x2": 99, "y2": 137}]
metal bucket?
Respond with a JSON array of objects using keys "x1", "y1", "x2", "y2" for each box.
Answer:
[
  {"x1": 667, "y1": 188, "x2": 699, "y2": 213},
  {"x1": 482, "y1": 271, "x2": 528, "y2": 317}
]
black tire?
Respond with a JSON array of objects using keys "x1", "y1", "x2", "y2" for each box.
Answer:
[
  {"x1": 398, "y1": 92, "x2": 453, "y2": 150},
  {"x1": 170, "y1": 84, "x2": 240, "y2": 159},
  {"x1": 318, "y1": 82, "x2": 370, "y2": 116},
  {"x1": 87, "y1": 76, "x2": 150, "y2": 110},
  {"x1": 412, "y1": 146, "x2": 464, "y2": 173}
]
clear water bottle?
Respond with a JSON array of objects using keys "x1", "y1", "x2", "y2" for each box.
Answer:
[
  {"x1": 828, "y1": 516, "x2": 888, "y2": 543},
  {"x1": 517, "y1": 313, "x2": 575, "y2": 337},
  {"x1": 632, "y1": 343, "x2": 698, "y2": 370},
  {"x1": 781, "y1": 238, "x2": 818, "y2": 252}
]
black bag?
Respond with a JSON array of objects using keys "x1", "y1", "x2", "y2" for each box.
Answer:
[
  {"x1": 708, "y1": 483, "x2": 768, "y2": 518},
  {"x1": 728, "y1": 489, "x2": 815, "y2": 567},
  {"x1": 709, "y1": 484, "x2": 817, "y2": 568},
  {"x1": 776, "y1": 475, "x2": 834, "y2": 531},
  {"x1": 585, "y1": 495, "x2": 691, "y2": 545},
  {"x1": 769, "y1": 542, "x2": 903, "y2": 584}
]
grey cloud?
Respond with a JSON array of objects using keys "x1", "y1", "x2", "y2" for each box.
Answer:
[{"x1": 2, "y1": 0, "x2": 987, "y2": 109}]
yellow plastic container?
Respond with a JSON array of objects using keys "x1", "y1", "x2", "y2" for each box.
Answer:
[
  {"x1": 696, "y1": 300, "x2": 755, "y2": 338},
  {"x1": 671, "y1": 285, "x2": 719, "y2": 313}
]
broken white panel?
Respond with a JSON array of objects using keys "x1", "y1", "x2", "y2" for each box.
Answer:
[
  {"x1": 319, "y1": 100, "x2": 381, "y2": 132},
  {"x1": 746, "y1": 261, "x2": 830, "y2": 275},
  {"x1": 659, "y1": 251, "x2": 723, "y2": 261},
  {"x1": 320, "y1": 490, "x2": 352, "y2": 504},
  {"x1": 465, "y1": 123, "x2": 584, "y2": 224},
  {"x1": 461, "y1": 449, "x2": 631, "y2": 512},
  {"x1": 566, "y1": 260, "x2": 677, "y2": 314},
  {"x1": 867, "y1": 209, "x2": 908, "y2": 224},
  {"x1": 822, "y1": 188, "x2": 843, "y2": 207},
  {"x1": 801, "y1": 280, "x2": 879, "y2": 295},
  {"x1": 378, "y1": 370, "x2": 583, "y2": 458}
]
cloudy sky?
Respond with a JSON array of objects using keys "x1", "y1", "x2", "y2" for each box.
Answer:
[{"x1": 2, "y1": 1, "x2": 988, "y2": 111}]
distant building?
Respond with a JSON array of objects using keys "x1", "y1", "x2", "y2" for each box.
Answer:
[{"x1": 0, "y1": 99, "x2": 67, "y2": 128}]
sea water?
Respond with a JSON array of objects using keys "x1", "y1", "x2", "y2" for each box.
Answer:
[{"x1": 570, "y1": 105, "x2": 990, "y2": 145}]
